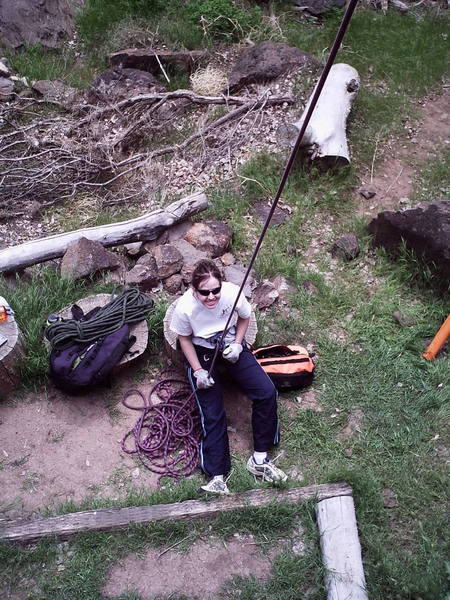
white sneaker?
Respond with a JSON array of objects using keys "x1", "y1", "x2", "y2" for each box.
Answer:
[
  {"x1": 247, "y1": 456, "x2": 288, "y2": 483},
  {"x1": 200, "y1": 477, "x2": 230, "y2": 495}
]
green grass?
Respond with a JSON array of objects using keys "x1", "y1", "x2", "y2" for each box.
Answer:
[{"x1": 4, "y1": 45, "x2": 104, "y2": 89}]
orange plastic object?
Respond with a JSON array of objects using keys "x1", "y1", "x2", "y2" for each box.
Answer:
[
  {"x1": 423, "y1": 314, "x2": 450, "y2": 361},
  {"x1": 0, "y1": 306, "x2": 7, "y2": 322}
]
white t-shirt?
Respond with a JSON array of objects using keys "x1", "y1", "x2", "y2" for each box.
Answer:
[{"x1": 170, "y1": 282, "x2": 252, "y2": 349}]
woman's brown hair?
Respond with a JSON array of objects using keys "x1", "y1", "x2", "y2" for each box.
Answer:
[{"x1": 191, "y1": 259, "x2": 222, "y2": 290}]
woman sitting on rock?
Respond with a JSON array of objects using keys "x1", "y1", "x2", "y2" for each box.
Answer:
[{"x1": 170, "y1": 258, "x2": 287, "y2": 494}]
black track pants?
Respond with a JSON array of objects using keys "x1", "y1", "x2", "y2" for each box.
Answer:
[{"x1": 187, "y1": 346, "x2": 280, "y2": 477}]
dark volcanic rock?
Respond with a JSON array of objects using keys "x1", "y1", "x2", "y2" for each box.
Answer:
[
  {"x1": 331, "y1": 234, "x2": 360, "y2": 261},
  {"x1": 228, "y1": 41, "x2": 319, "y2": 92},
  {"x1": 109, "y1": 48, "x2": 208, "y2": 75},
  {"x1": 368, "y1": 201, "x2": 450, "y2": 280}
]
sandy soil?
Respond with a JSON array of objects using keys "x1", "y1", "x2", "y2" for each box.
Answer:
[
  {"x1": 103, "y1": 535, "x2": 285, "y2": 600},
  {"x1": 356, "y1": 89, "x2": 449, "y2": 217}
]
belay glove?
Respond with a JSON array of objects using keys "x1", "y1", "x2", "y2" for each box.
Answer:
[
  {"x1": 194, "y1": 369, "x2": 215, "y2": 389},
  {"x1": 222, "y1": 342, "x2": 243, "y2": 364}
]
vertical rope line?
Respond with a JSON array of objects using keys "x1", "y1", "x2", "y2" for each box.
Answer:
[{"x1": 206, "y1": 0, "x2": 360, "y2": 375}]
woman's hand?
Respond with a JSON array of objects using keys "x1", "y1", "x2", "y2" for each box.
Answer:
[
  {"x1": 194, "y1": 369, "x2": 215, "y2": 389},
  {"x1": 222, "y1": 342, "x2": 243, "y2": 363}
]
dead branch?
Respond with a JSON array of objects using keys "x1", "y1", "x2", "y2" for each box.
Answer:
[{"x1": 0, "y1": 91, "x2": 293, "y2": 217}]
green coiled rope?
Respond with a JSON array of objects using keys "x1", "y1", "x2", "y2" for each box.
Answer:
[{"x1": 45, "y1": 288, "x2": 154, "y2": 349}]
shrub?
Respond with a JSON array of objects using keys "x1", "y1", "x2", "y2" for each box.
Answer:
[
  {"x1": 186, "y1": 0, "x2": 263, "y2": 42},
  {"x1": 77, "y1": 0, "x2": 164, "y2": 45}
]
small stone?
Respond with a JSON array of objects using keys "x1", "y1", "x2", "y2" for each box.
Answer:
[
  {"x1": 392, "y1": 311, "x2": 415, "y2": 327},
  {"x1": 382, "y1": 487, "x2": 399, "y2": 508},
  {"x1": 301, "y1": 280, "x2": 319, "y2": 295},
  {"x1": 359, "y1": 188, "x2": 376, "y2": 200},
  {"x1": 343, "y1": 448, "x2": 353, "y2": 457},
  {"x1": 220, "y1": 252, "x2": 235, "y2": 266},
  {"x1": 331, "y1": 234, "x2": 360, "y2": 261}
]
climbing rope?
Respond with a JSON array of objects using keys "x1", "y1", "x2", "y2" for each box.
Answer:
[
  {"x1": 121, "y1": 373, "x2": 201, "y2": 483},
  {"x1": 121, "y1": 0, "x2": 359, "y2": 480},
  {"x1": 45, "y1": 288, "x2": 154, "y2": 349}
]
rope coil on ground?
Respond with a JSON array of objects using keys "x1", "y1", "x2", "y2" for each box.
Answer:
[
  {"x1": 121, "y1": 372, "x2": 201, "y2": 483},
  {"x1": 45, "y1": 288, "x2": 154, "y2": 348}
]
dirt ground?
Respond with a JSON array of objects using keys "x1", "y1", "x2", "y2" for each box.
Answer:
[
  {"x1": 102, "y1": 534, "x2": 300, "y2": 600},
  {"x1": 0, "y1": 88, "x2": 448, "y2": 599}
]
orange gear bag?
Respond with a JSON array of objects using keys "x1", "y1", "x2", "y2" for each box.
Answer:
[{"x1": 252, "y1": 344, "x2": 315, "y2": 390}]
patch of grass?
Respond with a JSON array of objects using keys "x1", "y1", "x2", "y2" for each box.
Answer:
[
  {"x1": 4, "y1": 45, "x2": 103, "y2": 88},
  {"x1": 43, "y1": 196, "x2": 141, "y2": 233},
  {"x1": 412, "y1": 144, "x2": 450, "y2": 205}
]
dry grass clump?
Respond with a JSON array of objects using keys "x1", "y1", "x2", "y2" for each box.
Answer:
[{"x1": 190, "y1": 65, "x2": 228, "y2": 96}]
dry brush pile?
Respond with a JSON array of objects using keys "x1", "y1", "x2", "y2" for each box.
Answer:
[{"x1": 0, "y1": 86, "x2": 293, "y2": 219}]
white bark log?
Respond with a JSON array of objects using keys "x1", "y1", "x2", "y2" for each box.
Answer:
[
  {"x1": 0, "y1": 192, "x2": 208, "y2": 274},
  {"x1": 316, "y1": 495, "x2": 369, "y2": 600},
  {"x1": 279, "y1": 63, "x2": 360, "y2": 168}
]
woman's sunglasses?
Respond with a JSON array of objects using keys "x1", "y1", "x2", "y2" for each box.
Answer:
[{"x1": 196, "y1": 286, "x2": 222, "y2": 297}]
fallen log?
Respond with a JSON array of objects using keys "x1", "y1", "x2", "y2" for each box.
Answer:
[
  {"x1": 0, "y1": 482, "x2": 352, "y2": 542},
  {"x1": 316, "y1": 494, "x2": 368, "y2": 600},
  {"x1": 278, "y1": 63, "x2": 360, "y2": 169},
  {"x1": 0, "y1": 192, "x2": 208, "y2": 274}
]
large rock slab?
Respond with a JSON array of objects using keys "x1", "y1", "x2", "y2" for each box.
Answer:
[
  {"x1": 109, "y1": 48, "x2": 208, "y2": 75},
  {"x1": 0, "y1": 0, "x2": 82, "y2": 49},
  {"x1": 60, "y1": 237, "x2": 121, "y2": 280},
  {"x1": 32, "y1": 79, "x2": 82, "y2": 107},
  {"x1": 89, "y1": 68, "x2": 166, "y2": 103},
  {"x1": 368, "y1": 201, "x2": 450, "y2": 280},
  {"x1": 228, "y1": 41, "x2": 319, "y2": 92}
]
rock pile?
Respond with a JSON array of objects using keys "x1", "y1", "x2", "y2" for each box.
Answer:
[{"x1": 59, "y1": 219, "x2": 294, "y2": 311}]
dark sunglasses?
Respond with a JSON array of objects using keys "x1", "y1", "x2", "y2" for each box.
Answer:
[{"x1": 196, "y1": 285, "x2": 222, "y2": 297}]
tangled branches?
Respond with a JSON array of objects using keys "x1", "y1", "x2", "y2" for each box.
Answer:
[{"x1": 0, "y1": 89, "x2": 293, "y2": 219}]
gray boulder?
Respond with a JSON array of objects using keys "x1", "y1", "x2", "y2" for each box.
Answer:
[
  {"x1": 126, "y1": 254, "x2": 159, "y2": 290},
  {"x1": 0, "y1": 0, "x2": 82, "y2": 49},
  {"x1": 368, "y1": 201, "x2": 450, "y2": 281},
  {"x1": 32, "y1": 79, "x2": 82, "y2": 107},
  {"x1": 60, "y1": 237, "x2": 121, "y2": 280},
  {"x1": 228, "y1": 41, "x2": 319, "y2": 92},
  {"x1": 223, "y1": 264, "x2": 256, "y2": 298},
  {"x1": 89, "y1": 68, "x2": 166, "y2": 103}
]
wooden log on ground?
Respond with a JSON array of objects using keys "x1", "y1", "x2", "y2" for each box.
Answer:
[
  {"x1": 278, "y1": 63, "x2": 360, "y2": 169},
  {"x1": 0, "y1": 304, "x2": 25, "y2": 400},
  {"x1": 316, "y1": 494, "x2": 368, "y2": 600},
  {"x1": 0, "y1": 192, "x2": 208, "y2": 274},
  {"x1": 0, "y1": 482, "x2": 352, "y2": 542}
]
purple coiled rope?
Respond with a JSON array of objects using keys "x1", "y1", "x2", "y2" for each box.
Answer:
[{"x1": 121, "y1": 372, "x2": 201, "y2": 483}]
